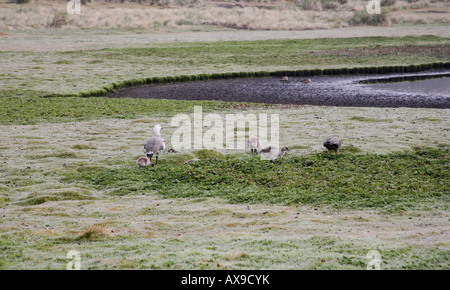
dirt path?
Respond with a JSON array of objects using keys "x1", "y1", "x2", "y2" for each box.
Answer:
[{"x1": 1, "y1": 24, "x2": 449, "y2": 52}]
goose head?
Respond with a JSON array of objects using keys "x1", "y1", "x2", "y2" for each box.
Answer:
[{"x1": 153, "y1": 124, "x2": 162, "y2": 137}]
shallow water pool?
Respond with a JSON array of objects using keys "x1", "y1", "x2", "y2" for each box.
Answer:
[{"x1": 363, "y1": 75, "x2": 450, "y2": 96}]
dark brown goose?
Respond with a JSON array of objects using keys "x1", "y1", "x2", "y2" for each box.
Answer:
[{"x1": 323, "y1": 136, "x2": 341, "y2": 153}]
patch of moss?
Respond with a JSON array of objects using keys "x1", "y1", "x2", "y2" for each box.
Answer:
[
  {"x1": 18, "y1": 191, "x2": 95, "y2": 206},
  {"x1": 193, "y1": 149, "x2": 226, "y2": 160},
  {"x1": 28, "y1": 152, "x2": 79, "y2": 160},
  {"x1": 340, "y1": 144, "x2": 363, "y2": 154},
  {"x1": 72, "y1": 144, "x2": 96, "y2": 150},
  {"x1": 350, "y1": 116, "x2": 392, "y2": 123},
  {"x1": 64, "y1": 147, "x2": 449, "y2": 212},
  {"x1": 158, "y1": 153, "x2": 197, "y2": 165}
]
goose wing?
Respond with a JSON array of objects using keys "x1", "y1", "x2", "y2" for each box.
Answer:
[
  {"x1": 260, "y1": 146, "x2": 273, "y2": 153},
  {"x1": 145, "y1": 136, "x2": 164, "y2": 155}
]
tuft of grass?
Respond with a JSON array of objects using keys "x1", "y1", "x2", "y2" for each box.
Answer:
[
  {"x1": 72, "y1": 144, "x2": 97, "y2": 150},
  {"x1": 416, "y1": 117, "x2": 440, "y2": 122},
  {"x1": 0, "y1": 196, "x2": 10, "y2": 207},
  {"x1": 18, "y1": 190, "x2": 95, "y2": 206},
  {"x1": 224, "y1": 251, "x2": 251, "y2": 261},
  {"x1": 300, "y1": 0, "x2": 322, "y2": 11},
  {"x1": 288, "y1": 145, "x2": 311, "y2": 150},
  {"x1": 381, "y1": 0, "x2": 396, "y2": 6},
  {"x1": 76, "y1": 224, "x2": 109, "y2": 242},
  {"x1": 3, "y1": 177, "x2": 44, "y2": 188},
  {"x1": 350, "y1": 116, "x2": 391, "y2": 123},
  {"x1": 76, "y1": 165, "x2": 109, "y2": 173},
  {"x1": 158, "y1": 153, "x2": 197, "y2": 166},
  {"x1": 64, "y1": 147, "x2": 449, "y2": 212},
  {"x1": 192, "y1": 149, "x2": 226, "y2": 160},
  {"x1": 340, "y1": 144, "x2": 363, "y2": 154},
  {"x1": 27, "y1": 152, "x2": 79, "y2": 160},
  {"x1": 53, "y1": 60, "x2": 73, "y2": 65},
  {"x1": 349, "y1": 10, "x2": 389, "y2": 26}
]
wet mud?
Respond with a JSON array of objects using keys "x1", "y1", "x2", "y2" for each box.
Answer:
[{"x1": 106, "y1": 71, "x2": 450, "y2": 108}]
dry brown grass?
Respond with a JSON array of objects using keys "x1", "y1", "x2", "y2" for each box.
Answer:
[
  {"x1": 0, "y1": 0, "x2": 448, "y2": 31},
  {"x1": 76, "y1": 223, "x2": 109, "y2": 241},
  {"x1": 390, "y1": 6, "x2": 450, "y2": 25},
  {"x1": 224, "y1": 250, "x2": 251, "y2": 261}
]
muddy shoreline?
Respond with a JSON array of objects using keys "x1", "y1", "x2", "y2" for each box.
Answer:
[{"x1": 106, "y1": 71, "x2": 450, "y2": 109}]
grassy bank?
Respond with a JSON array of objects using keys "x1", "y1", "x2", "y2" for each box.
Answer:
[
  {"x1": 62, "y1": 147, "x2": 449, "y2": 213},
  {"x1": 0, "y1": 95, "x2": 240, "y2": 125},
  {"x1": 2, "y1": 145, "x2": 448, "y2": 269}
]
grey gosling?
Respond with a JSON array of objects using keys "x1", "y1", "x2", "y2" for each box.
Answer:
[
  {"x1": 260, "y1": 146, "x2": 289, "y2": 163},
  {"x1": 137, "y1": 157, "x2": 154, "y2": 168}
]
